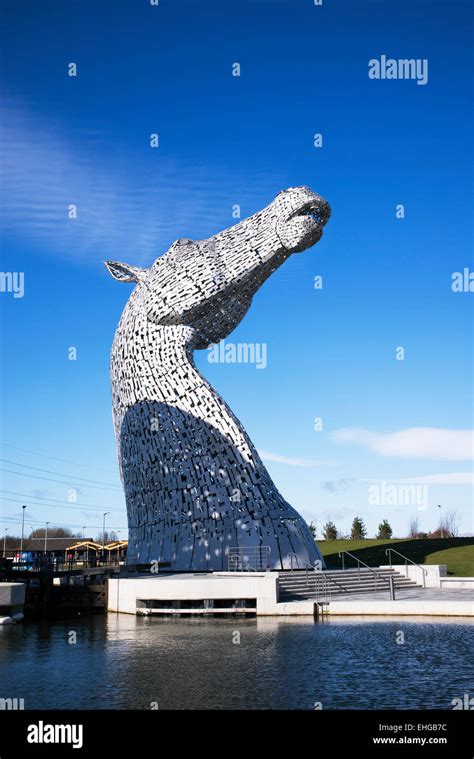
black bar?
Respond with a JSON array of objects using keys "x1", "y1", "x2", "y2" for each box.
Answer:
[{"x1": 0, "y1": 710, "x2": 472, "y2": 757}]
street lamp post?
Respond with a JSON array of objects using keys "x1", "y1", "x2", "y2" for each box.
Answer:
[
  {"x1": 82, "y1": 526, "x2": 87, "y2": 563},
  {"x1": 20, "y1": 505, "x2": 27, "y2": 562},
  {"x1": 44, "y1": 522, "x2": 50, "y2": 556},
  {"x1": 438, "y1": 504, "x2": 443, "y2": 538},
  {"x1": 3, "y1": 528, "x2": 9, "y2": 557},
  {"x1": 102, "y1": 512, "x2": 110, "y2": 564}
]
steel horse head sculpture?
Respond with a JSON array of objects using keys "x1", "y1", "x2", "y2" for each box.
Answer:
[{"x1": 106, "y1": 186, "x2": 330, "y2": 570}]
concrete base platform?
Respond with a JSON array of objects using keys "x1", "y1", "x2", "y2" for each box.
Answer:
[{"x1": 108, "y1": 571, "x2": 474, "y2": 618}]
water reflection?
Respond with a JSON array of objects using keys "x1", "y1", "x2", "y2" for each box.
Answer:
[{"x1": 1, "y1": 614, "x2": 472, "y2": 710}]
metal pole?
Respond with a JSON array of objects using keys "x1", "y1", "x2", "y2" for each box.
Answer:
[
  {"x1": 116, "y1": 531, "x2": 121, "y2": 566},
  {"x1": 3, "y1": 528, "x2": 8, "y2": 557},
  {"x1": 44, "y1": 522, "x2": 49, "y2": 559},
  {"x1": 103, "y1": 512, "x2": 110, "y2": 562},
  {"x1": 20, "y1": 505, "x2": 27, "y2": 561},
  {"x1": 389, "y1": 575, "x2": 396, "y2": 601}
]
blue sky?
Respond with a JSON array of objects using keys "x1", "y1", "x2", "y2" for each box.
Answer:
[{"x1": 1, "y1": 0, "x2": 473, "y2": 541}]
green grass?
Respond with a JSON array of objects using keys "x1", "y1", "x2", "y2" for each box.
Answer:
[{"x1": 318, "y1": 538, "x2": 474, "y2": 576}]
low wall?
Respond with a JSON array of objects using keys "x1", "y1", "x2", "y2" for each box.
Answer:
[
  {"x1": 328, "y1": 598, "x2": 473, "y2": 617},
  {"x1": 380, "y1": 564, "x2": 447, "y2": 588},
  {"x1": 440, "y1": 577, "x2": 474, "y2": 590},
  {"x1": 0, "y1": 583, "x2": 25, "y2": 623},
  {"x1": 0, "y1": 583, "x2": 25, "y2": 607}
]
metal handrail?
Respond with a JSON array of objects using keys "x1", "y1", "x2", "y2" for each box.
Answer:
[
  {"x1": 304, "y1": 562, "x2": 348, "y2": 600},
  {"x1": 305, "y1": 561, "x2": 323, "y2": 584},
  {"x1": 243, "y1": 561, "x2": 257, "y2": 572},
  {"x1": 228, "y1": 546, "x2": 270, "y2": 572},
  {"x1": 229, "y1": 555, "x2": 256, "y2": 572},
  {"x1": 303, "y1": 562, "x2": 328, "y2": 603},
  {"x1": 287, "y1": 552, "x2": 299, "y2": 571},
  {"x1": 8, "y1": 557, "x2": 122, "y2": 572},
  {"x1": 318, "y1": 571, "x2": 348, "y2": 594},
  {"x1": 338, "y1": 550, "x2": 390, "y2": 590},
  {"x1": 314, "y1": 573, "x2": 330, "y2": 605},
  {"x1": 385, "y1": 548, "x2": 428, "y2": 588}
]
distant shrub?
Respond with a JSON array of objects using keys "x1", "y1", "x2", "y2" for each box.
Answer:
[
  {"x1": 350, "y1": 516, "x2": 367, "y2": 540},
  {"x1": 322, "y1": 521, "x2": 338, "y2": 540}
]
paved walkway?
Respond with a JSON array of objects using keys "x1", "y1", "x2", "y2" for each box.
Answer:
[
  {"x1": 327, "y1": 586, "x2": 474, "y2": 617},
  {"x1": 331, "y1": 587, "x2": 474, "y2": 603}
]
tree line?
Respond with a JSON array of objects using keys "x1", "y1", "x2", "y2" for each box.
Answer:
[
  {"x1": 308, "y1": 510, "x2": 460, "y2": 541},
  {"x1": 3, "y1": 527, "x2": 121, "y2": 546}
]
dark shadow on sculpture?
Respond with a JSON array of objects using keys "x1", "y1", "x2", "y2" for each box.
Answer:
[{"x1": 120, "y1": 400, "x2": 323, "y2": 571}]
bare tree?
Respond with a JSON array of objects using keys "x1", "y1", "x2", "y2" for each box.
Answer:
[
  {"x1": 408, "y1": 515, "x2": 419, "y2": 538},
  {"x1": 95, "y1": 530, "x2": 119, "y2": 543},
  {"x1": 430, "y1": 509, "x2": 460, "y2": 538},
  {"x1": 30, "y1": 527, "x2": 75, "y2": 539},
  {"x1": 440, "y1": 509, "x2": 459, "y2": 538}
]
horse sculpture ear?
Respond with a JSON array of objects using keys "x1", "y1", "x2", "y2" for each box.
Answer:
[{"x1": 104, "y1": 260, "x2": 148, "y2": 283}]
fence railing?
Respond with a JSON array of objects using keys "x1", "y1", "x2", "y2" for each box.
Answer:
[
  {"x1": 338, "y1": 550, "x2": 391, "y2": 590},
  {"x1": 4, "y1": 556, "x2": 125, "y2": 573},
  {"x1": 287, "y1": 552, "x2": 299, "y2": 570},
  {"x1": 385, "y1": 548, "x2": 428, "y2": 588},
  {"x1": 227, "y1": 546, "x2": 270, "y2": 572}
]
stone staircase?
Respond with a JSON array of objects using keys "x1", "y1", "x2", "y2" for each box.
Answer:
[{"x1": 278, "y1": 568, "x2": 421, "y2": 602}]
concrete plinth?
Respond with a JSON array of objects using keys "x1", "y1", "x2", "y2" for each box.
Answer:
[
  {"x1": 0, "y1": 582, "x2": 25, "y2": 624},
  {"x1": 107, "y1": 570, "x2": 474, "y2": 618}
]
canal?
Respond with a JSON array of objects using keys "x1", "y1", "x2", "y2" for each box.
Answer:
[{"x1": 1, "y1": 615, "x2": 472, "y2": 710}]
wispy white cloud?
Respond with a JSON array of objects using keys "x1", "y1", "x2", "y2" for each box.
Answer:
[
  {"x1": 258, "y1": 450, "x2": 333, "y2": 468},
  {"x1": 0, "y1": 101, "x2": 273, "y2": 265},
  {"x1": 321, "y1": 478, "x2": 356, "y2": 493},
  {"x1": 363, "y1": 473, "x2": 474, "y2": 486},
  {"x1": 332, "y1": 427, "x2": 474, "y2": 461}
]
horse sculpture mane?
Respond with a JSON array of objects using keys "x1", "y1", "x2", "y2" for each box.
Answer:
[{"x1": 105, "y1": 186, "x2": 330, "y2": 570}]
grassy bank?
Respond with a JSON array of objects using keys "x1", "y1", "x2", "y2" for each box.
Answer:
[{"x1": 318, "y1": 538, "x2": 474, "y2": 577}]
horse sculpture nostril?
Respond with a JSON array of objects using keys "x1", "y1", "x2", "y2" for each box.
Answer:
[{"x1": 318, "y1": 203, "x2": 331, "y2": 226}]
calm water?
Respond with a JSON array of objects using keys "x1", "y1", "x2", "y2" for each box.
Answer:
[{"x1": 1, "y1": 615, "x2": 473, "y2": 710}]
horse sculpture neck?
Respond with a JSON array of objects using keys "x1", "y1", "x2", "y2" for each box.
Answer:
[{"x1": 111, "y1": 305, "x2": 305, "y2": 570}]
